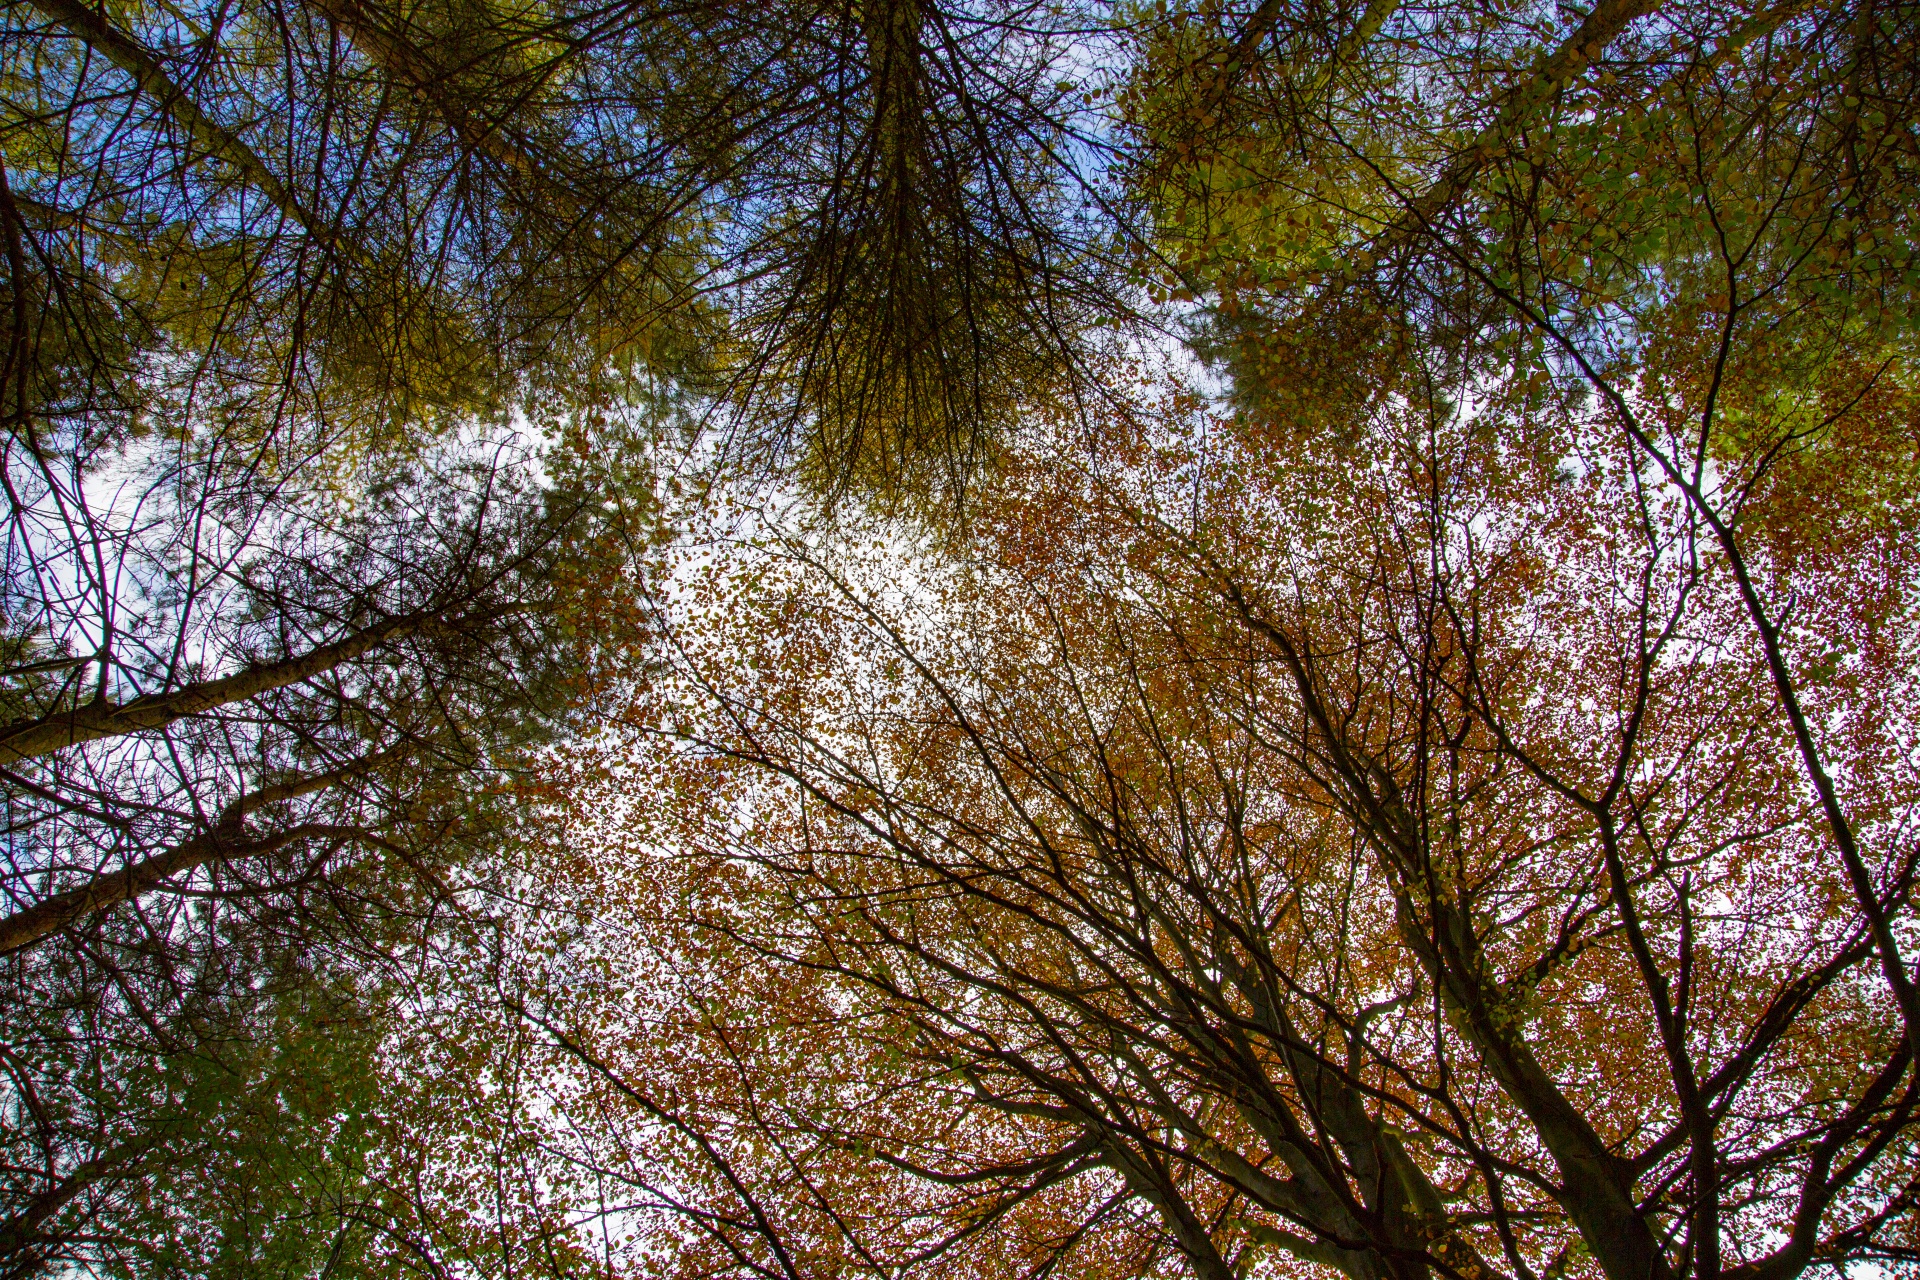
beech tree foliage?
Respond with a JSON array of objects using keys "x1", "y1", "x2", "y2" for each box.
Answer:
[{"x1": 520, "y1": 332, "x2": 1920, "y2": 1280}]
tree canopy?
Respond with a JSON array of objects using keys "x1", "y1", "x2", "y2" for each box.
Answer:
[{"x1": 2, "y1": 0, "x2": 1918, "y2": 1273}]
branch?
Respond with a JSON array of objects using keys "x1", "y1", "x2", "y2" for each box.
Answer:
[
  {"x1": 1385, "y1": 0, "x2": 1657, "y2": 242},
  {"x1": 0, "y1": 613, "x2": 428, "y2": 765},
  {"x1": 1163, "y1": 526, "x2": 1673, "y2": 1280},
  {"x1": 27, "y1": 0, "x2": 354, "y2": 252},
  {"x1": 297, "y1": 0, "x2": 546, "y2": 181},
  {"x1": 0, "y1": 751, "x2": 395, "y2": 954},
  {"x1": 0, "y1": 1136, "x2": 150, "y2": 1265}
]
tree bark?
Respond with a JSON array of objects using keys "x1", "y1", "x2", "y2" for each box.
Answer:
[
  {"x1": 0, "y1": 753, "x2": 391, "y2": 954},
  {"x1": 0, "y1": 614, "x2": 425, "y2": 766}
]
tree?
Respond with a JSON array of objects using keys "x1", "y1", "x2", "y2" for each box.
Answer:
[
  {"x1": 0, "y1": 863, "x2": 604, "y2": 1279},
  {"x1": 0, "y1": 434, "x2": 594, "y2": 943},
  {"x1": 504, "y1": 331, "x2": 1920, "y2": 1280},
  {"x1": 1114, "y1": 1, "x2": 1920, "y2": 1270},
  {"x1": 0, "y1": 0, "x2": 1122, "y2": 1259},
  {"x1": 0, "y1": 0, "x2": 1131, "y2": 1264},
  {"x1": 0, "y1": 0, "x2": 1124, "y2": 1124},
  {"x1": 449, "y1": 3, "x2": 1920, "y2": 1277},
  {"x1": 0, "y1": 425, "x2": 627, "y2": 1277},
  {"x1": 0, "y1": 953, "x2": 387, "y2": 1278},
  {"x1": 0, "y1": 0, "x2": 1121, "y2": 511},
  {"x1": 10, "y1": 0, "x2": 1919, "y2": 1272}
]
